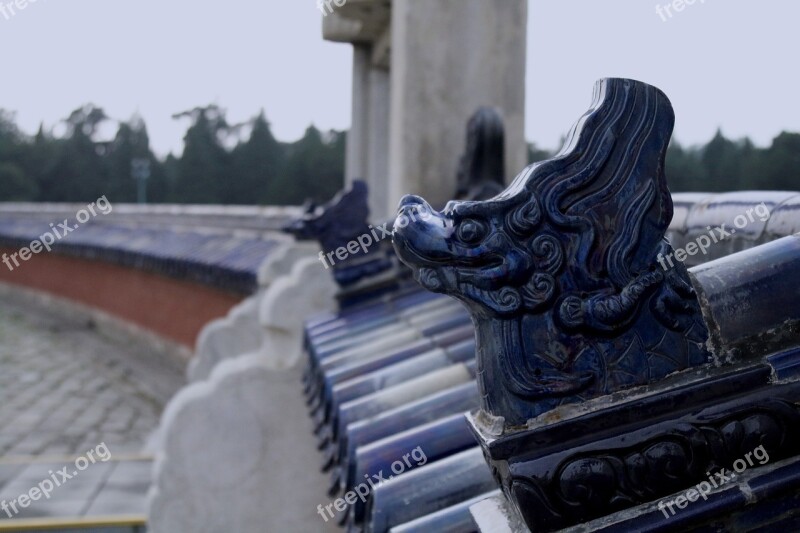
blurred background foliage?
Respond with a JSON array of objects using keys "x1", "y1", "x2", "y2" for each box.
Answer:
[
  {"x1": 529, "y1": 129, "x2": 800, "y2": 193},
  {"x1": 0, "y1": 105, "x2": 345, "y2": 205},
  {"x1": 1, "y1": 104, "x2": 798, "y2": 205}
]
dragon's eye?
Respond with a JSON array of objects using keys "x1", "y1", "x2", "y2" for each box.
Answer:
[{"x1": 456, "y1": 219, "x2": 488, "y2": 244}]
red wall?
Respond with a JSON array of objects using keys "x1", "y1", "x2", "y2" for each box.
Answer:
[{"x1": 0, "y1": 247, "x2": 242, "y2": 348}]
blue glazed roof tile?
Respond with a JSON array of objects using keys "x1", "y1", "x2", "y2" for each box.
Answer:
[{"x1": 0, "y1": 216, "x2": 284, "y2": 294}]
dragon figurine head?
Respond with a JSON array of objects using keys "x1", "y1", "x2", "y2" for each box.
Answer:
[{"x1": 393, "y1": 79, "x2": 711, "y2": 427}]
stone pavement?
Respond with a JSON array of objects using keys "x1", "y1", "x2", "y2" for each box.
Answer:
[
  {"x1": 0, "y1": 456, "x2": 151, "y2": 520},
  {"x1": 0, "y1": 287, "x2": 185, "y2": 528},
  {"x1": 0, "y1": 293, "x2": 185, "y2": 458}
]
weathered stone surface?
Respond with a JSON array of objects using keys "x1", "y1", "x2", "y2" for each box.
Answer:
[
  {"x1": 388, "y1": 0, "x2": 527, "y2": 212},
  {"x1": 188, "y1": 296, "x2": 263, "y2": 382},
  {"x1": 0, "y1": 284, "x2": 182, "y2": 457},
  {"x1": 254, "y1": 257, "x2": 339, "y2": 368},
  {"x1": 149, "y1": 256, "x2": 339, "y2": 530},
  {"x1": 256, "y1": 240, "x2": 320, "y2": 287},
  {"x1": 324, "y1": 0, "x2": 526, "y2": 217},
  {"x1": 188, "y1": 241, "x2": 319, "y2": 382},
  {"x1": 147, "y1": 354, "x2": 339, "y2": 533}
]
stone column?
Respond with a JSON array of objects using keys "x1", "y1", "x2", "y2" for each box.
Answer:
[
  {"x1": 366, "y1": 66, "x2": 391, "y2": 219},
  {"x1": 345, "y1": 47, "x2": 390, "y2": 220},
  {"x1": 345, "y1": 45, "x2": 371, "y2": 187},
  {"x1": 388, "y1": 0, "x2": 528, "y2": 212}
]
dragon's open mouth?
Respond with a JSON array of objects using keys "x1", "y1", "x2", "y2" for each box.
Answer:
[{"x1": 395, "y1": 231, "x2": 503, "y2": 271}]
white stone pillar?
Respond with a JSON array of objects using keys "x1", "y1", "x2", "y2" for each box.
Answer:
[
  {"x1": 366, "y1": 66, "x2": 391, "y2": 219},
  {"x1": 346, "y1": 45, "x2": 371, "y2": 186},
  {"x1": 388, "y1": 0, "x2": 528, "y2": 212}
]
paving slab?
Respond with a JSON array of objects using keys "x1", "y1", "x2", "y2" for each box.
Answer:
[
  {"x1": 0, "y1": 291, "x2": 184, "y2": 458},
  {"x1": 0, "y1": 286, "x2": 186, "y2": 528}
]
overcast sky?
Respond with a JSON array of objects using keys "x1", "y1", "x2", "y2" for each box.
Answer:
[{"x1": 2, "y1": 0, "x2": 798, "y2": 156}]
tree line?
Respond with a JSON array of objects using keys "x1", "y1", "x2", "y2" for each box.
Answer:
[
  {"x1": 1, "y1": 104, "x2": 798, "y2": 205},
  {"x1": 0, "y1": 105, "x2": 344, "y2": 205}
]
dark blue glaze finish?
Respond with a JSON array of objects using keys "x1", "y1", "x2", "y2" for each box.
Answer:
[
  {"x1": 283, "y1": 179, "x2": 394, "y2": 288},
  {"x1": 577, "y1": 455, "x2": 800, "y2": 532},
  {"x1": 323, "y1": 325, "x2": 474, "y2": 389},
  {"x1": 314, "y1": 325, "x2": 476, "y2": 432},
  {"x1": 331, "y1": 338, "x2": 475, "y2": 406},
  {"x1": 0, "y1": 216, "x2": 283, "y2": 294},
  {"x1": 315, "y1": 304, "x2": 465, "y2": 363},
  {"x1": 393, "y1": 78, "x2": 711, "y2": 427},
  {"x1": 333, "y1": 360, "x2": 476, "y2": 443},
  {"x1": 363, "y1": 447, "x2": 495, "y2": 533},
  {"x1": 690, "y1": 234, "x2": 800, "y2": 359},
  {"x1": 337, "y1": 381, "x2": 480, "y2": 491},
  {"x1": 389, "y1": 490, "x2": 499, "y2": 533},
  {"x1": 768, "y1": 346, "x2": 800, "y2": 380},
  {"x1": 346, "y1": 413, "x2": 479, "y2": 521},
  {"x1": 467, "y1": 363, "x2": 800, "y2": 531},
  {"x1": 304, "y1": 288, "x2": 437, "y2": 336}
]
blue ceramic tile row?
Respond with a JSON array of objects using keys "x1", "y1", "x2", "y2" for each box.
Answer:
[
  {"x1": 0, "y1": 216, "x2": 284, "y2": 294},
  {"x1": 300, "y1": 283, "x2": 488, "y2": 531},
  {"x1": 768, "y1": 347, "x2": 800, "y2": 380},
  {"x1": 668, "y1": 191, "x2": 800, "y2": 266},
  {"x1": 583, "y1": 455, "x2": 800, "y2": 533},
  {"x1": 298, "y1": 229, "x2": 800, "y2": 532}
]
